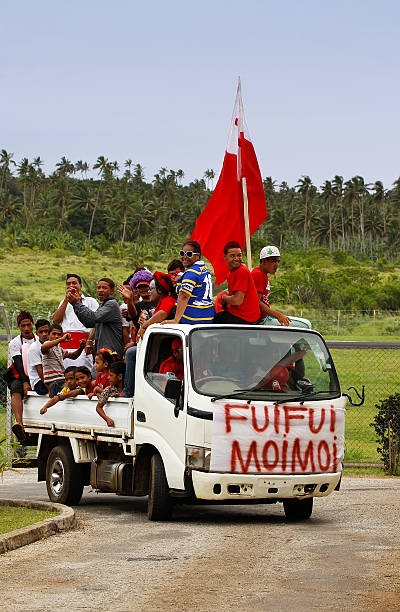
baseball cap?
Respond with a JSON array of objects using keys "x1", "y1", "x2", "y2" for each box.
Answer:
[{"x1": 260, "y1": 246, "x2": 280, "y2": 259}]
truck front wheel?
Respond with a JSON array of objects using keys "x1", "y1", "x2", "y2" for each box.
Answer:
[
  {"x1": 283, "y1": 497, "x2": 313, "y2": 521},
  {"x1": 46, "y1": 445, "x2": 84, "y2": 505},
  {"x1": 147, "y1": 453, "x2": 172, "y2": 521}
]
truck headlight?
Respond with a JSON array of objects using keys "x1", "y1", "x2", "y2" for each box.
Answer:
[{"x1": 186, "y1": 446, "x2": 211, "y2": 471}]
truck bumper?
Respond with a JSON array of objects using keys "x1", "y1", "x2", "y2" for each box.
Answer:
[{"x1": 191, "y1": 471, "x2": 342, "y2": 501}]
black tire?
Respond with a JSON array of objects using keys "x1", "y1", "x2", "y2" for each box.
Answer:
[
  {"x1": 283, "y1": 497, "x2": 313, "y2": 521},
  {"x1": 46, "y1": 445, "x2": 84, "y2": 505},
  {"x1": 147, "y1": 453, "x2": 172, "y2": 521}
]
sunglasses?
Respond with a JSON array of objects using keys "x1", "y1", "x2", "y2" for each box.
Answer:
[{"x1": 180, "y1": 250, "x2": 200, "y2": 258}]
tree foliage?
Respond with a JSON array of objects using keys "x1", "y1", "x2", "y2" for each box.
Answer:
[{"x1": 371, "y1": 394, "x2": 400, "y2": 474}]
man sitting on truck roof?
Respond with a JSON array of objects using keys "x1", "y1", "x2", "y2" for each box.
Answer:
[
  {"x1": 251, "y1": 246, "x2": 291, "y2": 326},
  {"x1": 213, "y1": 242, "x2": 261, "y2": 325},
  {"x1": 158, "y1": 338, "x2": 184, "y2": 380}
]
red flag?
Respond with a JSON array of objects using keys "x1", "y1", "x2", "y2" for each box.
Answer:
[{"x1": 190, "y1": 81, "x2": 267, "y2": 285}]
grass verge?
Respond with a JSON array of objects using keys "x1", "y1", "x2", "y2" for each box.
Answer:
[{"x1": 0, "y1": 506, "x2": 58, "y2": 535}]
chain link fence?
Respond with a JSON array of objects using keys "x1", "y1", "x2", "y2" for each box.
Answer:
[
  {"x1": 1, "y1": 302, "x2": 399, "y2": 467},
  {"x1": 301, "y1": 309, "x2": 400, "y2": 337},
  {"x1": 328, "y1": 341, "x2": 400, "y2": 464}
]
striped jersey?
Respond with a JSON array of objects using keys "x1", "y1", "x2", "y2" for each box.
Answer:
[{"x1": 176, "y1": 260, "x2": 215, "y2": 324}]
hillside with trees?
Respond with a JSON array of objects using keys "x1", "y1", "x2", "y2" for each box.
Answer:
[{"x1": 1, "y1": 148, "x2": 400, "y2": 311}]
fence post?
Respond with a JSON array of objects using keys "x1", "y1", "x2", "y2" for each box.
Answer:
[
  {"x1": 373, "y1": 309, "x2": 376, "y2": 337},
  {"x1": 0, "y1": 304, "x2": 12, "y2": 463},
  {"x1": 336, "y1": 310, "x2": 340, "y2": 336}
]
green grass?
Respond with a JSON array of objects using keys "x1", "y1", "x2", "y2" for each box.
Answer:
[
  {"x1": 331, "y1": 348, "x2": 400, "y2": 463},
  {"x1": 0, "y1": 410, "x2": 6, "y2": 440},
  {"x1": 0, "y1": 505, "x2": 57, "y2": 535},
  {"x1": 0, "y1": 246, "x2": 163, "y2": 307},
  {"x1": 343, "y1": 466, "x2": 387, "y2": 477}
]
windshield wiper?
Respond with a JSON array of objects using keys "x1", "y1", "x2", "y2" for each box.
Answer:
[
  {"x1": 210, "y1": 387, "x2": 265, "y2": 402},
  {"x1": 275, "y1": 390, "x2": 335, "y2": 404}
]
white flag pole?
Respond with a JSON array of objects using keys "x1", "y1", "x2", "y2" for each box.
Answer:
[{"x1": 238, "y1": 77, "x2": 252, "y2": 271}]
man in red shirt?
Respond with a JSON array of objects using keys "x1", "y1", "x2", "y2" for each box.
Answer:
[
  {"x1": 213, "y1": 242, "x2": 261, "y2": 325},
  {"x1": 251, "y1": 246, "x2": 290, "y2": 326},
  {"x1": 159, "y1": 338, "x2": 184, "y2": 380}
]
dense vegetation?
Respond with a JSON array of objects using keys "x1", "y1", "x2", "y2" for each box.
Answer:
[
  {"x1": 1, "y1": 149, "x2": 400, "y2": 257},
  {"x1": 1, "y1": 148, "x2": 400, "y2": 311}
]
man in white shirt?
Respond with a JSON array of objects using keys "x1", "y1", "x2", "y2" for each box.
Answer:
[
  {"x1": 7, "y1": 310, "x2": 37, "y2": 441},
  {"x1": 27, "y1": 319, "x2": 50, "y2": 395},
  {"x1": 53, "y1": 273, "x2": 98, "y2": 369}
]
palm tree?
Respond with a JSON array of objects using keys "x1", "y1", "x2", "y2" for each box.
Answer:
[
  {"x1": 90, "y1": 156, "x2": 113, "y2": 241},
  {"x1": 296, "y1": 175, "x2": 315, "y2": 248},
  {"x1": 332, "y1": 175, "x2": 345, "y2": 250},
  {"x1": 75, "y1": 160, "x2": 89, "y2": 179},
  {"x1": 133, "y1": 163, "x2": 145, "y2": 182},
  {"x1": 203, "y1": 169, "x2": 215, "y2": 190},
  {"x1": 0, "y1": 149, "x2": 15, "y2": 198},
  {"x1": 320, "y1": 180, "x2": 335, "y2": 252},
  {"x1": 344, "y1": 176, "x2": 369, "y2": 253},
  {"x1": 17, "y1": 157, "x2": 30, "y2": 228},
  {"x1": 176, "y1": 169, "x2": 185, "y2": 185},
  {"x1": 371, "y1": 180, "x2": 387, "y2": 233},
  {"x1": 56, "y1": 156, "x2": 74, "y2": 177}
]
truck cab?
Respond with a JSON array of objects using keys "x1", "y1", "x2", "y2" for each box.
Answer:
[{"x1": 23, "y1": 324, "x2": 345, "y2": 521}]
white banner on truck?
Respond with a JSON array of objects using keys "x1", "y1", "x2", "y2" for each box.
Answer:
[{"x1": 210, "y1": 401, "x2": 345, "y2": 475}]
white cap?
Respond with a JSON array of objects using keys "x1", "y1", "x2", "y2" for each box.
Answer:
[{"x1": 260, "y1": 246, "x2": 280, "y2": 259}]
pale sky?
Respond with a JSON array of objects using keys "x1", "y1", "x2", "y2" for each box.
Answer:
[{"x1": 2, "y1": 0, "x2": 400, "y2": 188}]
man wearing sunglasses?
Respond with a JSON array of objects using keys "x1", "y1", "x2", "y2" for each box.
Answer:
[{"x1": 162, "y1": 240, "x2": 215, "y2": 325}]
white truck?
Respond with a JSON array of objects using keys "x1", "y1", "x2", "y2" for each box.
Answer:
[{"x1": 22, "y1": 323, "x2": 351, "y2": 521}]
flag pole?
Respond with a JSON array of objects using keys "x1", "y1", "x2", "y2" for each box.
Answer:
[{"x1": 238, "y1": 77, "x2": 252, "y2": 271}]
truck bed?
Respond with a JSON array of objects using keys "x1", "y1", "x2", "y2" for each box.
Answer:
[{"x1": 23, "y1": 391, "x2": 134, "y2": 444}]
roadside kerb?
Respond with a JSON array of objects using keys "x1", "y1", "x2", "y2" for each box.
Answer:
[{"x1": 0, "y1": 499, "x2": 76, "y2": 554}]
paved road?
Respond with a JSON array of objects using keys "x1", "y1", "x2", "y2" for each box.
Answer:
[{"x1": 0, "y1": 469, "x2": 399, "y2": 611}]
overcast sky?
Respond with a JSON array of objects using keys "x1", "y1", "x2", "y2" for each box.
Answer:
[{"x1": 2, "y1": 0, "x2": 400, "y2": 188}]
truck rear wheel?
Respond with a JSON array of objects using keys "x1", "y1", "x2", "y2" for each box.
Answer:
[
  {"x1": 46, "y1": 445, "x2": 84, "y2": 505},
  {"x1": 283, "y1": 497, "x2": 313, "y2": 521},
  {"x1": 147, "y1": 453, "x2": 172, "y2": 521}
]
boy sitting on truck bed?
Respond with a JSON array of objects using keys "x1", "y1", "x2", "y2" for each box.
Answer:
[
  {"x1": 41, "y1": 324, "x2": 87, "y2": 396},
  {"x1": 40, "y1": 366, "x2": 77, "y2": 414},
  {"x1": 96, "y1": 361, "x2": 125, "y2": 428},
  {"x1": 40, "y1": 366, "x2": 95, "y2": 414}
]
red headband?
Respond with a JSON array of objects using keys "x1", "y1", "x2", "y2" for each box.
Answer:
[{"x1": 153, "y1": 271, "x2": 173, "y2": 294}]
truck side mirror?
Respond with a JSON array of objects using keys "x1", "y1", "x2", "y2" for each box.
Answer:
[{"x1": 164, "y1": 378, "x2": 182, "y2": 401}]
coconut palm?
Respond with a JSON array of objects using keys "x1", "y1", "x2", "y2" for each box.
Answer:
[
  {"x1": 371, "y1": 180, "x2": 387, "y2": 233},
  {"x1": 296, "y1": 175, "x2": 315, "y2": 248},
  {"x1": 203, "y1": 169, "x2": 215, "y2": 190},
  {"x1": 320, "y1": 180, "x2": 335, "y2": 251},
  {"x1": 0, "y1": 149, "x2": 15, "y2": 198}
]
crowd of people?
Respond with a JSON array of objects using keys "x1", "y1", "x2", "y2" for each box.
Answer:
[{"x1": 5, "y1": 239, "x2": 289, "y2": 441}]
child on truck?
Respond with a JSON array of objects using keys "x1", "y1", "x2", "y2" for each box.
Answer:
[
  {"x1": 95, "y1": 361, "x2": 126, "y2": 428},
  {"x1": 40, "y1": 366, "x2": 78, "y2": 414},
  {"x1": 41, "y1": 324, "x2": 87, "y2": 396},
  {"x1": 87, "y1": 348, "x2": 116, "y2": 399},
  {"x1": 40, "y1": 365, "x2": 96, "y2": 415}
]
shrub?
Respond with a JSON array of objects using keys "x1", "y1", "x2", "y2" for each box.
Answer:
[{"x1": 371, "y1": 394, "x2": 400, "y2": 475}]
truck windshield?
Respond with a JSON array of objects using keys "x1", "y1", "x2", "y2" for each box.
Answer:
[{"x1": 189, "y1": 327, "x2": 340, "y2": 401}]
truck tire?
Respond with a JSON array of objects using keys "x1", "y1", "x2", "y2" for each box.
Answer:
[
  {"x1": 147, "y1": 453, "x2": 172, "y2": 521},
  {"x1": 46, "y1": 445, "x2": 84, "y2": 505},
  {"x1": 283, "y1": 497, "x2": 313, "y2": 521}
]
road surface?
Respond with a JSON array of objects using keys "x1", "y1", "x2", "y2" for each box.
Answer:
[{"x1": 0, "y1": 469, "x2": 399, "y2": 611}]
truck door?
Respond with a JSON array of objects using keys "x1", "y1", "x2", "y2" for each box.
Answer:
[{"x1": 134, "y1": 331, "x2": 187, "y2": 490}]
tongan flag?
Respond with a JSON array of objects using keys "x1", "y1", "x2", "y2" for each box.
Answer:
[{"x1": 190, "y1": 80, "x2": 267, "y2": 285}]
